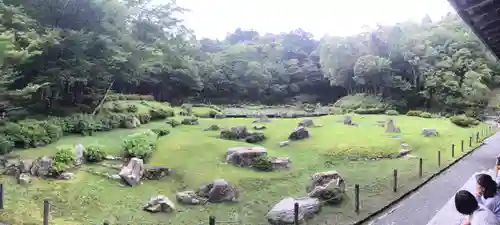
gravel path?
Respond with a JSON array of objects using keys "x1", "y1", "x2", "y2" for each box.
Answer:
[{"x1": 367, "y1": 133, "x2": 500, "y2": 225}]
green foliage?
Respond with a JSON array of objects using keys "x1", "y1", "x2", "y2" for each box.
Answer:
[
  {"x1": 450, "y1": 115, "x2": 480, "y2": 127},
  {"x1": 151, "y1": 128, "x2": 170, "y2": 137},
  {"x1": 105, "y1": 94, "x2": 155, "y2": 102},
  {"x1": 54, "y1": 148, "x2": 75, "y2": 164},
  {"x1": 149, "y1": 108, "x2": 172, "y2": 120},
  {"x1": 122, "y1": 130, "x2": 157, "y2": 161},
  {"x1": 49, "y1": 161, "x2": 67, "y2": 176},
  {"x1": 354, "y1": 108, "x2": 385, "y2": 115},
  {"x1": 84, "y1": 145, "x2": 106, "y2": 163},
  {"x1": 0, "y1": 119, "x2": 63, "y2": 148},
  {"x1": 420, "y1": 112, "x2": 432, "y2": 118},
  {"x1": 251, "y1": 156, "x2": 273, "y2": 172},
  {"x1": 334, "y1": 94, "x2": 388, "y2": 111},
  {"x1": 0, "y1": 136, "x2": 14, "y2": 155},
  {"x1": 126, "y1": 105, "x2": 139, "y2": 113},
  {"x1": 384, "y1": 110, "x2": 399, "y2": 116},
  {"x1": 406, "y1": 111, "x2": 423, "y2": 116},
  {"x1": 166, "y1": 119, "x2": 181, "y2": 128}
]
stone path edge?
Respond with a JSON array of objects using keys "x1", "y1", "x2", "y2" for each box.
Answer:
[{"x1": 352, "y1": 132, "x2": 494, "y2": 225}]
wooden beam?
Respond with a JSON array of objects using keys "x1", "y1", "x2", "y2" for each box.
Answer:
[{"x1": 447, "y1": 0, "x2": 500, "y2": 60}]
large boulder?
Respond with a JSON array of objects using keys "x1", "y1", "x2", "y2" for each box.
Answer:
[
  {"x1": 253, "y1": 114, "x2": 271, "y2": 123},
  {"x1": 307, "y1": 171, "x2": 346, "y2": 204},
  {"x1": 385, "y1": 119, "x2": 401, "y2": 133},
  {"x1": 74, "y1": 144, "x2": 85, "y2": 166},
  {"x1": 181, "y1": 117, "x2": 199, "y2": 125},
  {"x1": 119, "y1": 157, "x2": 145, "y2": 186},
  {"x1": 220, "y1": 125, "x2": 249, "y2": 140},
  {"x1": 244, "y1": 132, "x2": 266, "y2": 143},
  {"x1": 343, "y1": 116, "x2": 353, "y2": 125},
  {"x1": 298, "y1": 118, "x2": 314, "y2": 127},
  {"x1": 143, "y1": 166, "x2": 171, "y2": 180},
  {"x1": 266, "y1": 197, "x2": 321, "y2": 225},
  {"x1": 269, "y1": 157, "x2": 291, "y2": 170},
  {"x1": 226, "y1": 147, "x2": 267, "y2": 167},
  {"x1": 421, "y1": 128, "x2": 438, "y2": 137},
  {"x1": 288, "y1": 126, "x2": 310, "y2": 141},
  {"x1": 197, "y1": 179, "x2": 238, "y2": 203},
  {"x1": 175, "y1": 190, "x2": 207, "y2": 205},
  {"x1": 30, "y1": 156, "x2": 53, "y2": 177},
  {"x1": 204, "y1": 124, "x2": 220, "y2": 131},
  {"x1": 143, "y1": 195, "x2": 175, "y2": 213}
]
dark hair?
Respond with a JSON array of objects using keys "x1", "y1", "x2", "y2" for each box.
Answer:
[
  {"x1": 455, "y1": 190, "x2": 479, "y2": 215},
  {"x1": 476, "y1": 174, "x2": 497, "y2": 199}
]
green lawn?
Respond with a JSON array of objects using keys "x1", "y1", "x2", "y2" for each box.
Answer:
[{"x1": 0, "y1": 114, "x2": 491, "y2": 224}]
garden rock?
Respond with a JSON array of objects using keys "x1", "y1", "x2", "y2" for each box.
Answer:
[
  {"x1": 74, "y1": 144, "x2": 85, "y2": 166},
  {"x1": 197, "y1": 179, "x2": 238, "y2": 203},
  {"x1": 385, "y1": 119, "x2": 401, "y2": 133},
  {"x1": 17, "y1": 173, "x2": 31, "y2": 185},
  {"x1": 18, "y1": 159, "x2": 33, "y2": 173},
  {"x1": 266, "y1": 197, "x2": 321, "y2": 225},
  {"x1": 269, "y1": 157, "x2": 291, "y2": 169},
  {"x1": 175, "y1": 190, "x2": 206, "y2": 205},
  {"x1": 307, "y1": 171, "x2": 345, "y2": 204},
  {"x1": 397, "y1": 149, "x2": 411, "y2": 158},
  {"x1": 181, "y1": 117, "x2": 199, "y2": 125},
  {"x1": 133, "y1": 117, "x2": 141, "y2": 127},
  {"x1": 253, "y1": 114, "x2": 271, "y2": 123},
  {"x1": 220, "y1": 126, "x2": 249, "y2": 140},
  {"x1": 119, "y1": 157, "x2": 144, "y2": 186},
  {"x1": 104, "y1": 155, "x2": 121, "y2": 160},
  {"x1": 343, "y1": 116, "x2": 352, "y2": 125},
  {"x1": 245, "y1": 132, "x2": 266, "y2": 143},
  {"x1": 143, "y1": 166, "x2": 170, "y2": 180},
  {"x1": 143, "y1": 195, "x2": 175, "y2": 213},
  {"x1": 279, "y1": 140, "x2": 290, "y2": 147},
  {"x1": 226, "y1": 147, "x2": 267, "y2": 167},
  {"x1": 30, "y1": 156, "x2": 52, "y2": 177},
  {"x1": 57, "y1": 172, "x2": 75, "y2": 180},
  {"x1": 298, "y1": 118, "x2": 314, "y2": 127},
  {"x1": 253, "y1": 124, "x2": 266, "y2": 130},
  {"x1": 204, "y1": 124, "x2": 220, "y2": 131},
  {"x1": 288, "y1": 126, "x2": 310, "y2": 141},
  {"x1": 421, "y1": 128, "x2": 438, "y2": 137}
]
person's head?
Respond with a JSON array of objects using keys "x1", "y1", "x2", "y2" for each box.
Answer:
[
  {"x1": 476, "y1": 173, "x2": 497, "y2": 199},
  {"x1": 455, "y1": 190, "x2": 479, "y2": 215}
]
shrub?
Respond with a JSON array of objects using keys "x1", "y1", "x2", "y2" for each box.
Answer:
[
  {"x1": 111, "y1": 103, "x2": 127, "y2": 113},
  {"x1": 151, "y1": 128, "x2": 170, "y2": 137},
  {"x1": 385, "y1": 110, "x2": 399, "y2": 116},
  {"x1": 54, "y1": 148, "x2": 75, "y2": 164},
  {"x1": 251, "y1": 156, "x2": 273, "y2": 172},
  {"x1": 49, "y1": 161, "x2": 68, "y2": 176},
  {"x1": 166, "y1": 119, "x2": 181, "y2": 128},
  {"x1": 105, "y1": 94, "x2": 154, "y2": 101},
  {"x1": 122, "y1": 130, "x2": 157, "y2": 161},
  {"x1": 354, "y1": 108, "x2": 385, "y2": 114},
  {"x1": 0, "y1": 136, "x2": 13, "y2": 155},
  {"x1": 450, "y1": 115, "x2": 480, "y2": 127},
  {"x1": 406, "y1": 110, "x2": 423, "y2": 116},
  {"x1": 127, "y1": 104, "x2": 139, "y2": 113},
  {"x1": 84, "y1": 145, "x2": 106, "y2": 163},
  {"x1": 1, "y1": 120, "x2": 61, "y2": 148},
  {"x1": 180, "y1": 104, "x2": 193, "y2": 115},
  {"x1": 419, "y1": 112, "x2": 432, "y2": 118},
  {"x1": 181, "y1": 117, "x2": 199, "y2": 125},
  {"x1": 149, "y1": 108, "x2": 171, "y2": 120},
  {"x1": 333, "y1": 94, "x2": 387, "y2": 111}
]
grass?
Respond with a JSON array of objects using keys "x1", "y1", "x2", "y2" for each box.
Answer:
[{"x1": 0, "y1": 114, "x2": 492, "y2": 225}]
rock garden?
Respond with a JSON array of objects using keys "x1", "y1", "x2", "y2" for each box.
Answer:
[{"x1": 0, "y1": 109, "x2": 489, "y2": 225}]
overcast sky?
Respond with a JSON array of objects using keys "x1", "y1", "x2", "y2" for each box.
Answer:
[{"x1": 175, "y1": 0, "x2": 455, "y2": 39}]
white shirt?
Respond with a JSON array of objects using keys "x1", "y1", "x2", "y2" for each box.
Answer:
[{"x1": 470, "y1": 205, "x2": 500, "y2": 225}]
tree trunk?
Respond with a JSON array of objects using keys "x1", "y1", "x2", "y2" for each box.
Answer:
[{"x1": 92, "y1": 80, "x2": 115, "y2": 116}]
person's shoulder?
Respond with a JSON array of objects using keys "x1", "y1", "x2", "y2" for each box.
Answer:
[{"x1": 471, "y1": 207, "x2": 500, "y2": 225}]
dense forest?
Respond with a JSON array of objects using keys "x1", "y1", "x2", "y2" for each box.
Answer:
[{"x1": 0, "y1": 0, "x2": 499, "y2": 119}]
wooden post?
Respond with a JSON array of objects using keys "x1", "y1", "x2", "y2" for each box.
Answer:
[
  {"x1": 209, "y1": 216, "x2": 215, "y2": 225},
  {"x1": 43, "y1": 199, "x2": 49, "y2": 225},
  {"x1": 393, "y1": 169, "x2": 398, "y2": 192},
  {"x1": 469, "y1": 136, "x2": 472, "y2": 147},
  {"x1": 461, "y1": 140, "x2": 464, "y2": 152},
  {"x1": 477, "y1": 132, "x2": 479, "y2": 143},
  {"x1": 294, "y1": 202, "x2": 299, "y2": 225},
  {"x1": 419, "y1": 158, "x2": 423, "y2": 177},
  {"x1": 0, "y1": 184, "x2": 3, "y2": 210},
  {"x1": 354, "y1": 184, "x2": 360, "y2": 214},
  {"x1": 451, "y1": 144, "x2": 455, "y2": 157},
  {"x1": 438, "y1": 151, "x2": 441, "y2": 167}
]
